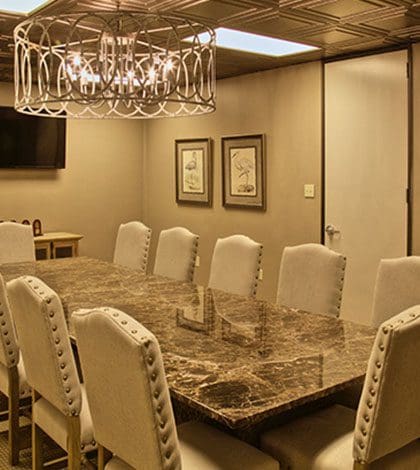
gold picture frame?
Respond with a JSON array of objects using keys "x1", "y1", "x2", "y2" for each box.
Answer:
[
  {"x1": 222, "y1": 134, "x2": 265, "y2": 210},
  {"x1": 175, "y1": 138, "x2": 212, "y2": 206}
]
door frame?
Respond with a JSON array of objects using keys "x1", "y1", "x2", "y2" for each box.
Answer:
[{"x1": 321, "y1": 45, "x2": 413, "y2": 255}]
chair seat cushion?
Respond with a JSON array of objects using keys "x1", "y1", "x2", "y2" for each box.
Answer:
[
  {"x1": 260, "y1": 404, "x2": 420, "y2": 470},
  {"x1": 33, "y1": 384, "x2": 96, "y2": 453},
  {"x1": 178, "y1": 421, "x2": 278, "y2": 470},
  {"x1": 105, "y1": 421, "x2": 278, "y2": 470},
  {"x1": 0, "y1": 357, "x2": 31, "y2": 398}
]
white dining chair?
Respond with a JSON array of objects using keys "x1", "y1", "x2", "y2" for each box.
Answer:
[
  {"x1": 73, "y1": 307, "x2": 279, "y2": 470},
  {"x1": 113, "y1": 221, "x2": 152, "y2": 273},
  {"x1": 276, "y1": 243, "x2": 346, "y2": 316},
  {"x1": 0, "y1": 274, "x2": 31, "y2": 465},
  {"x1": 208, "y1": 234, "x2": 263, "y2": 297},
  {"x1": 153, "y1": 227, "x2": 199, "y2": 282},
  {"x1": 371, "y1": 256, "x2": 420, "y2": 327},
  {"x1": 0, "y1": 222, "x2": 35, "y2": 264},
  {"x1": 260, "y1": 306, "x2": 420, "y2": 469},
  {"x1": 337, "y1": 256, "x2": 420, "y2": 410},
  {"x1": 7, "y1": 276, "x2": 96, "y2": 469}
]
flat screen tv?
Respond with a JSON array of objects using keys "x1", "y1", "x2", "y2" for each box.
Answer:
[{"x1": 0, "y1": 106, "x2": 66, "y2": 169}]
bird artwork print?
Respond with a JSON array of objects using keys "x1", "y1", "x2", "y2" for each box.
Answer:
[{"x1": 231, "y1": 150, "x2": 256, "y2": 194}]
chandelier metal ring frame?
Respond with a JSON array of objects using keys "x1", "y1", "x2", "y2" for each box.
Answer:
[{"x1": 14, "y1": 11, "x2": 216, "y2": 118}]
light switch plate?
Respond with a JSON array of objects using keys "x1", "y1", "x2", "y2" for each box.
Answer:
[
  {"x1": 304, "y1": 184, "x2": 315, "y2": 198},
  {"x1": 195, "y1": 255, "x2": 200, "y2": 267}
]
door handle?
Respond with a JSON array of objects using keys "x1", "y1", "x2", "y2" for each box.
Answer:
[{"x1": 325, "y1": 224, "x2": 340, "y2": 236}]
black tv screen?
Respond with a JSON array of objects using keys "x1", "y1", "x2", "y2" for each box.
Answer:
[{"x1": 0, "y1": 107, "x2": 66, "y2": 169}]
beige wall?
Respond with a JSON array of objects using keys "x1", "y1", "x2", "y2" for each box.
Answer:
[
  {"x1": 143, "y1": 61, "x2": 322, "y2": 301},
  {"x1": 412, "y1": 43, "x2": 420, "y2": 255},
  {"x1": 0, "y1": 82, "x2": 144, "y2": 260}
]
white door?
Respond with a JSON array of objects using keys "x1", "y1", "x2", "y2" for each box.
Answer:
[{"x1": 325, "y1": 50, "x2": 408, "y2": 325}]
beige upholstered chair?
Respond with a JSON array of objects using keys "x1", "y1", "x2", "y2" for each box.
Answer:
[
  {"x1": 153, "y1": 227, "x2": 199, "y2": 282},
  {"x1": 0, "y1": 274, "x2": 31, "y2": 465},
  {"x1": 0, "y1": 222, "x2": 35, "y2": 264},
  {"x1": 113, "y1": 221, "x2": 152, "y2": 273},
  {"x1": 261, "y1": 306, "x2": 420, "y2": 469},
  {"x1": 371, "y1": 256, "x2": 420, "y2": 327},
  {"x1": 73, "y1": 307, "x2": 279, "y2": 470},
  {"x1": 276, "y1": 243, "x2": 346, "y2": 316},
  {"x1": 208, "y1": 234, "x2": 263, "y2": 297},
  {"x1": 7, "y1": 276, "x2": 96, "y2": 470}
]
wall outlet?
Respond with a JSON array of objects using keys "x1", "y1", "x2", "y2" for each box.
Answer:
[
  {"x1": 304, "y1": 184, "x2": 315, "y2": 198},
  {"x1": 258, "y1": 268, "x2": 263, "y2": 280},
  {"x1": 195, "y1": 255, "x2": 200, "y2": 267}
]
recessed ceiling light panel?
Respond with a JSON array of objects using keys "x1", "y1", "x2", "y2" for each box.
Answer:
[
  {"x1": 186, "y1": 27, "x2": 318, "y2": 57},
  {"x1": 0, "y1": 0, "x2": 51, "y2": 14}
]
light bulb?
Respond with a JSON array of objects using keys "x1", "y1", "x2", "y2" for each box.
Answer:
[{"x1": 148, "y1": 68, "x2": 156, "y2": 83}]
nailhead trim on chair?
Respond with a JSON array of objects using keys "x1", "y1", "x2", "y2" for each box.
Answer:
[
  {"x1": 353, "y1": 307, "x2": 420, "y2": 464},
  {"x1": 23, "y1": 277, "x2": 83, "y2": 417},
  {"x1": 87, "y1": 307, "x2": 181, "y2": 469},
  {"x1": 0, "y1": 276, "x2": 31, "y2": 397},
  {"x1": 252, "y1": 245, "x2": 264, "y2": 297},
  {"x1": 333, "y1": 255, "x2": 346, "y2": 316},
  {"x1": 0, "y1": 278, "x2": 20, "y2": 369},
  {"x1": 142, "y1": 228, "x2": 152, "y2": 273},
  {"x1": 20, "y1": 277, "x2": 97, "y2": 452},
  {"x1": 188, "y1": 236, "x2": 200, "y2": 282}
]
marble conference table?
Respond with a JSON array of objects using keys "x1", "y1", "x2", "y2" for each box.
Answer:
[{"x1": 0, "y1": 257, "x2": 376, "y2": 435}]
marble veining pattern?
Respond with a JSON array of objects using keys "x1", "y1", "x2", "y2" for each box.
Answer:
[{"x1": 0, "y1": 257, "x2": 376, "y2": 429}]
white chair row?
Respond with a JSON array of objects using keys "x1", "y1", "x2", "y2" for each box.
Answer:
[
  {"x1": 114, "y1": 222, "x2": 263, "y2": 297},
  {"x1": 3, "y1": 220, "x2": 420, "y2": 326},
  {"x1": 4, "y1": 274, "x2": 278, "y2": 470}
]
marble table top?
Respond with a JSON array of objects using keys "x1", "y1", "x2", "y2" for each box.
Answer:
[{"x1": 0, "y1": 257, "x2": 376, "y2": 430}]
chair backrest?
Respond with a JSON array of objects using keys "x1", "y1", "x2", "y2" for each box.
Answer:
[
  {"x1": 73, "y1": 308, "x2": 181, "y2": 470},
  {"x1": 276, "y1": 243, "x2": 346, "y2": 316},
  {"x1": 353, "y1": 306, "x2": 420, "y2": 464},
  {"x1": 153, "y1": 227, "x2": 198, "y2": 282},
  {"x1": 0, "y1": 274, "x2": 20, "y2": 369},
  {"x1": 371, "y1": 256, "x2": 420, "y2": 327},
  {"x1": 208, "y1": 234, "x2": 263, "y2": 297},
  {"x1": 113, "y1": 221, "x2": 152, "y2": 273},
  {"x1": 0, "y1": 222, "x2": 35, "y2": 264},
  {"x1": 7, "y1": 276, "x2": 82, "y2": 416}
]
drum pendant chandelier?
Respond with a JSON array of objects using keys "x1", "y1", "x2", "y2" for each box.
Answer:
[{"x1": 14, "y1": 8, "x2": 216, "y2": 119}]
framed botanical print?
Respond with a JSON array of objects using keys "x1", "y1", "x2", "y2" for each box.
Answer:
[
  {"x1": 175, "y1": 138, "x2": 212, "y2": 206},
  {"x1": 222, "y1": 134, "x2": 265, "y2": 210}
]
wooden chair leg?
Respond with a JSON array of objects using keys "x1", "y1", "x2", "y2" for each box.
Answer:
[
  {"x1": 67, "y1": 416, "x2": 81, "y2": 470},
  {"x1": 32, "y1": 422, "x2": 43, "y2": 470},
  {"x1": 354, "y1": 461, "x2": 370, "y2": 469},
  {"x1": 98, "y1": 444, "x2": 112, "y2": 470},
  {"x1": 8, "y1": 366, "x2": 20, "y2": 465},
  {"x1": 32, "y1": 389, "x2": 43, "y2": 470}
]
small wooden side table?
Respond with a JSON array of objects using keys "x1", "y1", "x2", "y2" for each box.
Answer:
[{"x1": 34, "y1": 232, "x2": 83, "y2": 260}]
